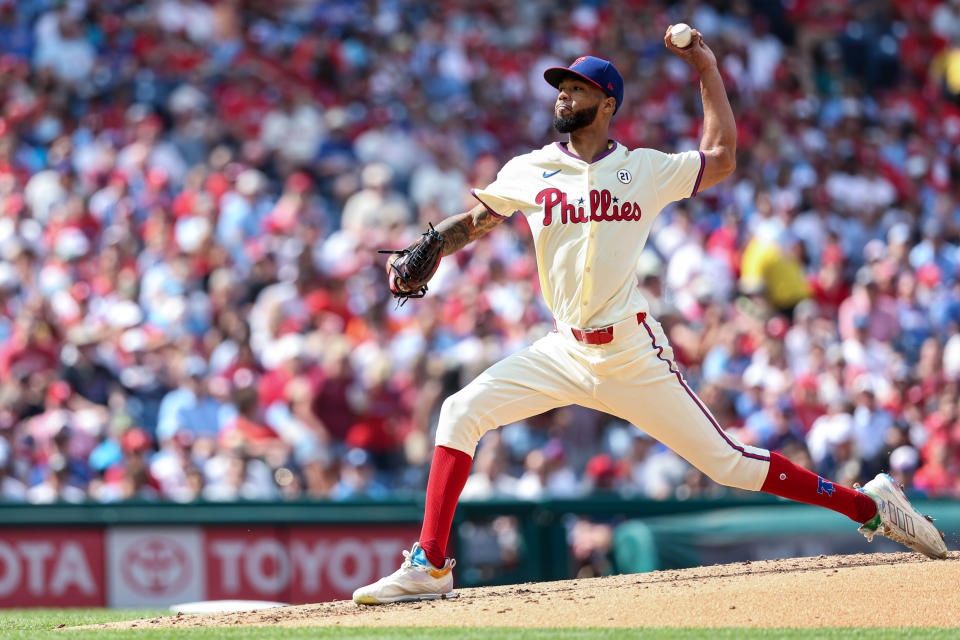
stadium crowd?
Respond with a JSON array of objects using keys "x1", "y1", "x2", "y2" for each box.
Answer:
[{"x1": 1, "y1": 0, "x2": 959, "y2": 506}]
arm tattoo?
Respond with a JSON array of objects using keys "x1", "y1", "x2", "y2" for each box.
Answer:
[{"x1": 435, "y1": 205, "x2": 505, "y2": 256}]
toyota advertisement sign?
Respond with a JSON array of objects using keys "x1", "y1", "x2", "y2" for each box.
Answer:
[
  {"x1": 0, "y1": 525, "x2": 418, "y2": 607},
  {"x1": 0, "y1": 528, "x2": 104, "y2": 607},
  {"x1": 205, "y1": 527, "x2": 414, "y2": 603}
]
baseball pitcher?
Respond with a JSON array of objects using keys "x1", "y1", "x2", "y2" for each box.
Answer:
[{"x1": 353, "y1": 26, "x2": 947, "y2": 605}]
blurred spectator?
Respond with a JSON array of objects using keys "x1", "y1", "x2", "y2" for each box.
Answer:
[
  {"x1": 203, "y1": 447, "x2": 278, "y2": 502},
  {"x1": 806, "y1": 401, "x2": 857, "y2": 480},
  {"x1": 569, "y1": 517, "x2": 615, "y2": 578},
  {"x1": 33, "y1": 10, "x2": 95, "y2": 86},
  {"x1": 582, "y1": 453, "x2": 623, "y2": 494},
  {"x1": 331, "y1": 448, "x2": 389, "y2": 501},
  {"x1": 156, "y1": 355, "x2": 228, "y2": 442},
  {"x1": 888, "y1": 445, "x2": 921, "y2": 494},
  {"x1": 515, "y1": 438, "x2": 581, "y2": 500},
  {"x1": 340, "y1": 163, "x2": 411, "y2": 240},
  {"x1": 0, "y1": 424, "x2": 26, "y2": 501},
  {"x1": 27, "y1": 452, "x2": 86, "y2": 504},
  {"x1": 461, "y1": 438, "x2": 519, "y2": 501},
  {"x1": 913, "y1": 437, "x2": 958, "y2": 496}
]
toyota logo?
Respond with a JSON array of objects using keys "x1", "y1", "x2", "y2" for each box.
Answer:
[{"x1": 121, "y1": 536, "x2": 191, "y2": 596}]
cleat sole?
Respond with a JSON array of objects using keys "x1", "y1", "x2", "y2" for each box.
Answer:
[{"x1": 354, "y1": 591, "x2": 457, "y2": 606}]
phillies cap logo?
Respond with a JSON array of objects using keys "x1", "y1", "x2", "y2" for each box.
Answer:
[{"x1": 572, "y1": 56, "x2": 588, "y2": 66}]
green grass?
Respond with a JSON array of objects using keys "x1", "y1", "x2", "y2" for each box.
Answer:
[
  {"x1": 0, "y1": 610, "x2": 956, "y2": 640},
  {"x1": 0, "y1": 608, "x2": 167, "y2": 638}
]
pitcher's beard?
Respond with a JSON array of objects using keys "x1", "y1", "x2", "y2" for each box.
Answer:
[{"x1": 553, "y1": 104, "x2": 599, "y2": 133}]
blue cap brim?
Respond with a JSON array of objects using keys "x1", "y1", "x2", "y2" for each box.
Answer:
[{"x1": 543, "y1": 67, "x2": 608, "y2": 95}]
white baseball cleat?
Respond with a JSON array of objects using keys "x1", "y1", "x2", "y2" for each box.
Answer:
[
  {"x1": 856, "y1": 473, "x2": 948, "y2": 559},
  {"x1": 352, "y1": 542, "x2": 457, "y2": 605}
]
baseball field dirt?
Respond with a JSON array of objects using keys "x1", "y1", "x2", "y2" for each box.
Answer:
[{"x1": 87, "y1": 551, "x2": 959, "y2": 630}]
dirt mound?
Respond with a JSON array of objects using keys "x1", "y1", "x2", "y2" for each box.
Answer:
[{"x1": 87, "y1": 551, "x2": 959, "y2": 629}]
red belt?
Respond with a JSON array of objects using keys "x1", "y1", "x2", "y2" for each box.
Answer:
[{"x1": 561, "y1": 312, "x2": 646, "y2": 345}]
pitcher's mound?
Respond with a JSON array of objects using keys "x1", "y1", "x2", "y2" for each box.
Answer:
[{"x1": 89, "y1": 551, "x2": 959, "y2": 629}]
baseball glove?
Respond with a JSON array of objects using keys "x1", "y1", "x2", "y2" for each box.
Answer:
[{"x1": 379, "y1": 223, "x2": 445, "y2": 305}]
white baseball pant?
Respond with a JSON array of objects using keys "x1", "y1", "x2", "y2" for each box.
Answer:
[{"x1": 435, "y1": 313, "x2": 771, "y2": 491}]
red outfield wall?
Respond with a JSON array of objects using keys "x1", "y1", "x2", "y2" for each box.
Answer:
[{"x1": 0, "y1": 525, "x2": 418, "y2": 607}]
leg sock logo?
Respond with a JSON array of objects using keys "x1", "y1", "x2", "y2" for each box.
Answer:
[{"x1": 817, "y1": 477, "x2": 835, "y2": 496}]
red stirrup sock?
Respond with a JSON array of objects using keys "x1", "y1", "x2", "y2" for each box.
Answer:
[
  {"x1": 760, "y1": 452, "x2": 878, "y2": 524},
  {"x1": 419, "y1": 445, "x2": 473, "y2": 568}
]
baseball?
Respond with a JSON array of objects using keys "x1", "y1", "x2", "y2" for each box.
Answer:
[{"x1": 669, "y1": 23, "x2": 692, "y2": 48}]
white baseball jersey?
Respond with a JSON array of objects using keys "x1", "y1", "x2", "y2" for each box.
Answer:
[{"x1": 471, "y1": 141, "x2": 704, "y2": 328}]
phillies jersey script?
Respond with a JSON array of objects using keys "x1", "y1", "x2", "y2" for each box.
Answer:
[{"x1": 471, "y1": 141, "x2": 704, "y2": 328}]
